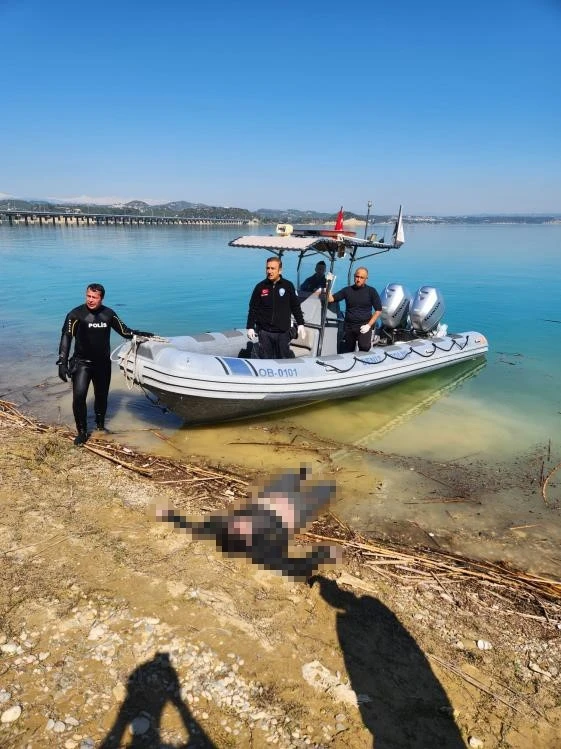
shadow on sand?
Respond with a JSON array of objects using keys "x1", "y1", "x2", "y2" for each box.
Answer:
[
  {"x1": 311, "y1": 575, "x2": 466, "y2": 748},
  {"x1": 100, "y1": 652, "x2": 216, "y2": 748}
]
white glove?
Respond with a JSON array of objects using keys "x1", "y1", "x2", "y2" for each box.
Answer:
[
  {"x1": 247, "y1": 328, "x2": 258, "y2": 343},
  {"x1": 325, "y1": 272, "x2": 335, "y2": 282},
  {"x1": 360, "y1": 324, "x2": 371, "y2": 335},
  {"x1": 297, "y1": 324, "x2": 306, "y2": 339}
]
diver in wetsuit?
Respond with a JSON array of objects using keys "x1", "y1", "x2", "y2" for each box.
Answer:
[{"x1": 57, "y1": 283, "x2": 154, "y2": 446}]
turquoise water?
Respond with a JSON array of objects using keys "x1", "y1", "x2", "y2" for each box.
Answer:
[
  {"x1": 1, "y1": 222, "x2": 561, "y2": 573},
  {"x1": 1, "y1": 222, "x2": 559, "y2": 449}
]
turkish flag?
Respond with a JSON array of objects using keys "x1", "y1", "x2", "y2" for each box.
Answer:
[{"x1": 334, "y1": 207, "x2": 344, "y2": 231}]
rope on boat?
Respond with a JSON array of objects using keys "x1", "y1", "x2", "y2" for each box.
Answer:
[
  {"x1": 110, "y1": 336, "x2": 171, "y2": 411},
  {"x1": 316, "y1": 335, "x2": 471, "y2": 374}
]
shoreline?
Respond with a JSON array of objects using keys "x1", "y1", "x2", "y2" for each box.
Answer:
[
  {"x1": 7, "y1": 371, "x2": 561, "y2": 583},
  {"x1": 1, "y1": 402, "x2": 561, "y2": 746}
]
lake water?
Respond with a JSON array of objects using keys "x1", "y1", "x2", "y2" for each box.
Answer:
[{"x1": 1, "y1": 222, "x2": 560, "y2": 575}]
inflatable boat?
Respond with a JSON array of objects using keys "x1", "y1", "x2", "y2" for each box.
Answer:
[{"x1": 117, "y1": 212, "x2": 488, "y2": 425}]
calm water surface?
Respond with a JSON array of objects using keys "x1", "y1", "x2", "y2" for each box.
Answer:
[{"x1": 1, "y1": 223, "x2": 560, "y2": 574}]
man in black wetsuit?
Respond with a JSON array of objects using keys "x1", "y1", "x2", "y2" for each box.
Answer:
[
  {"x1": 246, "y1": 257, "x2": 305, "y2": 359},
  {"x1": 57, "y1": 283, "x2": 153, "y2": 446},
  {"x1": 328, "y1": 266, "x2": 382, "y2": 353}
]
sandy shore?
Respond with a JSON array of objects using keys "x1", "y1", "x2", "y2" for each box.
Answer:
[{"x1": 1, "y1": 404, "x2": 561, "y2": 748}]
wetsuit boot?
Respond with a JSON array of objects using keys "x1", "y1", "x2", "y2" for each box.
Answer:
[
  {"x1": 94, "y1": 413, "x2": 107, "y2": 432},
  {"x1": 74, "y1": 420, "x2": 89, "y2": 446}
]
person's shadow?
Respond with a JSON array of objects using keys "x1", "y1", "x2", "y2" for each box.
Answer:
[
  {"x1": 311, "y1": 576, "x2": 466, "y2": 748},
  {"x1": 100, "y1": 652, "x2": 216, "y2": 748}
]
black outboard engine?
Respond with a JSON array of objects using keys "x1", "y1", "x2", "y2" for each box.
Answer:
[
  {"x1": 379, "y1": 283, "x2": 412, "y2": 343},
  {"x1": 410, "y1": 286, "x2": 445, "y2": 336}
]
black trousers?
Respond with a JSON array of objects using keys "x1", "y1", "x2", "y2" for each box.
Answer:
[
  {"x1": 72, "y1": 358, "x2": 111, "y2": 432},
  {"x1": 257, "y1": 329, "x2": 294, "y2": 359},
  {"x1": 343, "y1": 324, "x2": 371, "y2": 353}
]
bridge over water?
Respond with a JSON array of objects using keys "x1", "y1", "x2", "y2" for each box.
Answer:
[{"x1": 0, "y1": 209, "x2": 252, "y2": 228}]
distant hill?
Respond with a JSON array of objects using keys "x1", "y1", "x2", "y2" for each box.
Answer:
[
  {"x1": 153, "y1": 200, "x2": 202, "y2": 211},
  {"x1": 124, "y1": 200, "x2": 150, "y2": 211},
  {"x1": 0, "y1": 196, "x2": 559, "y2": 225}
]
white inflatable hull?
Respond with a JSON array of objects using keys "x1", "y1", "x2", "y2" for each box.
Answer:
[{"x1": 117, "y1": 328, "x2": 488, "y2": 425}]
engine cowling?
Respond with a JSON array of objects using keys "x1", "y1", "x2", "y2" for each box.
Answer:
[
  {"x1": 380, "y1": 283, "x2": 411, "y2": 329},
  {"x1": 410, "y1": 286, "x2": 445, "y2": 334}
]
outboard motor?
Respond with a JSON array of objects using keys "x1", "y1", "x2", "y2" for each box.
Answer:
[
  {"x1": 378, "y1": 283, "x2": 412, "y2": 344},
  {"x1": 410, "y1": 286, "x2": 445, "y2": 335},
  {"x1": 380, "y1": 283, "x2": 411, "y2": 329}
]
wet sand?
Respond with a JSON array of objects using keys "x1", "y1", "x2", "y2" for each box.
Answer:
[{"x1": 8, "y1": 364, "x2": 561, "y2": 582}]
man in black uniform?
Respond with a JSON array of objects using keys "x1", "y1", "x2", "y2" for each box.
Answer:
[
  {"x1": 57, "y1": 283, "x2": 153, "y2": 445},
  {"x1": 328, "y1": 266, "x2": 382, "y2": 353},
  {"x1": 246, "y1": 257, "x2": 305, "y2": 359}
]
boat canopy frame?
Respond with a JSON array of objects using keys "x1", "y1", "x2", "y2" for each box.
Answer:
[
  {"x1": 228, "y1": 234, "x2": 401, "y2": 285},
  {"x1": 228, "y1": 207, "x2": 404, "y2": 357}
]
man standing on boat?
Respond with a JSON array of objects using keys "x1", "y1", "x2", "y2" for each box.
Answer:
[
  {"x1": 246, "y1": 257, "x2": 305, "y2": 359},
  {"x1": 300, "y1": 260, "x2": 327, "y2": 293},
  {"x1": 328, "y1": 267, "x2": 382, "y2": 353},
  {"x1": 57, "y1": 283, "x2": 154, "y2": 446}
]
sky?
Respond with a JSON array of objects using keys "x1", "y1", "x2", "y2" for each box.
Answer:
[{"x1": 1, "y1": 0, "x2": 560, "y2": 215}]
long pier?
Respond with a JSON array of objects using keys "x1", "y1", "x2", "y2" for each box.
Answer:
[{"x1": 0, "y1": 210, "x2": 251, "y2": 227}]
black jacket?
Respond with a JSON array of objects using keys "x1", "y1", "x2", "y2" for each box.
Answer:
[
  {"x1": 58, "y1": 304, "x2": 134, "y2": 363},
  {"x1": 246, "y1": 277, "x2": 304, "y2": 333}
]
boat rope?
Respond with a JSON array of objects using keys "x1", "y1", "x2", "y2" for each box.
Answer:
[
  {"x1": 111, "y1": 335, "x2": 170, "y2": 392},
  {"x1": 315, "y1": 335, "x2": 470, "y2": 373}
]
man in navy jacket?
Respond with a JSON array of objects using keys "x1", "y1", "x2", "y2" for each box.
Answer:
[{"x1": 246, "y1": 257, "x2": 305, "y2": 358}]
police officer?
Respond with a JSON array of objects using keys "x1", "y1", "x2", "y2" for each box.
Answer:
[
  {"x1": 246, "y1": 257, "x2": 305, "y2": 359},
  {"x1": 57, "y1": 283, "x2": 153, "y2": 445}
]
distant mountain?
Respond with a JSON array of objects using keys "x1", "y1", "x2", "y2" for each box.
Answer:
[
  {"x1": 154, "y1": 201, "x2": 203, "y2": 211},
  {"x1": 255, "y1": 208, "x2": 332, "y2": 220},
  {"x1": 1, "y1": 195, "x2": 559, "y2": 224},
  {"x1": 125, "y1": 200, "x2": 150, "y2": 211}
]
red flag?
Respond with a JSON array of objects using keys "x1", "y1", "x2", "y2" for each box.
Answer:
[{"x1": 334, "y1": 207, "x2": 344, "y2": 231}]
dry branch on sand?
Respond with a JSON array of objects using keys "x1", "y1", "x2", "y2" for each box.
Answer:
[{"x1": 2, "y1": 399, "x2": 561, "y2": 625}]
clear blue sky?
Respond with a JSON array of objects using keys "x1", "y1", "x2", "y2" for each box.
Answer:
[{"x1": 2, "y1": 0, "x2": 560, "y2": 215}]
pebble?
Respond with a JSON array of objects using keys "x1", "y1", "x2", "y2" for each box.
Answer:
[
  {"x1": 1, "y1": 704, "x2": 22, "y2": 723},
  {"x1": 112, "y1": 683, "x2": 127, "y2": 701},
  {"x1": 129, "y1": 715, "x2": 150, "y2": 735},
  {"x1": 87, "y1": 625, "x2": 106, "y2": 641},
  {"x1": 0, "y1": 690, "x2": 11, "y2": 704},
  {"x1": 54, "y1": 720, "x2": 67, "y2": 733},
  {"x1": 468, "y1": 737, "x2": 484, "y2": 748},
  {"x1": 1, "y1": 642, "x2": 19, "y2": 654},
  {"x1": 528, "y1": 661, "x2": 551, "y2": 677},
  {"x1": 476, "y1": 639, "x2": 492, "y2": 650}
]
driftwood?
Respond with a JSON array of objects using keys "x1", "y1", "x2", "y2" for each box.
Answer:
[
  {"x1": 542, "y1": 458, "x2": 561, "y2": 509},
  {"x1": 0, "y1": 399, "x2": 249, "y2": 496},
  {"x1": 305, "y1": 525, "x2": 561, "y2": 613},
  {"x1": 3, "y1": 399, "x2": 561, "y2": 616}
]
